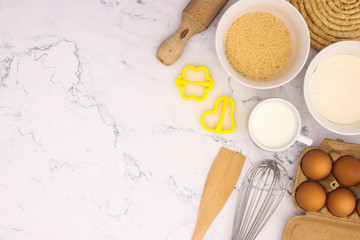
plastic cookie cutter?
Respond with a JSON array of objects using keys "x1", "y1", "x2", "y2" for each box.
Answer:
[
  {"x1": 175, "y1": 65, "x2": 214, "y2": 101},
  {"x1": 200, "y1": 96, "x2": 236, "y2": 133}
]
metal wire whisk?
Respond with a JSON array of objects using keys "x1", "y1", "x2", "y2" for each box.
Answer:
[{"x1": 232, "y1": 159, "x2": 288, "y2": 240}]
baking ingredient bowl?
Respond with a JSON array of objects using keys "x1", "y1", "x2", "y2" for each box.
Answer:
[
  {"x1": 215, "y1": 0, "x2": 310, "y2": 89},
  {"x1": 303, "y1": 41, "x2": 360, "y2": 135}
]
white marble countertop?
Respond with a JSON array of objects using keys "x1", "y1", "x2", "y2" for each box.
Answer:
[{"x1": 0, "y1": 0, "x2": 359, "y2": 239}]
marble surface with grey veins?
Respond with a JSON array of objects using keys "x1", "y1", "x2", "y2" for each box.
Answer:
[{"x1": 0, "y1": 0, "x2": 359, "y2": 239}]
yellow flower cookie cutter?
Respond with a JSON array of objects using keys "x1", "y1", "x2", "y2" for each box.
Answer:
[
  {"x1": 175, "y1": 65, "x2": 214, "y2": 101},
  {"x1": 200, "y1": 96, "x2": 236, "y2": 133}
]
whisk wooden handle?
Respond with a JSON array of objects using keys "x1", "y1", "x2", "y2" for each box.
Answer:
[
  {"x1": 191, "y1": 147, "x2": 246, "y2": 240},
  {"x1": 156, "y1": 0, "x2": 229, "y2": 66}
]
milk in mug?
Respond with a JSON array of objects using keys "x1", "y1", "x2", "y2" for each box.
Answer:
[{"x1": 249, "y1": 99, "x2": 300, "y2": 150}]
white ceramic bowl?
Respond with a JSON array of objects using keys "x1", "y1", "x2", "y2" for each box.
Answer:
[
  {"x1": 215, "y1": 0, "x2": 310, "y2": 89},
  {"x1": 304, "y1": 41, "x2": 360, "y2": 135}
]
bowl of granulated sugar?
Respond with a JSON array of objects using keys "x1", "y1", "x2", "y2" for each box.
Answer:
[{"x1": 215, "y1": 0, "x2": 310, "y2": 89}]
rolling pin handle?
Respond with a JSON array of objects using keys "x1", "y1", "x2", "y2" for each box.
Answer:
[
  {"x1": 156, "y1": 13, "x2": 205, "y2": 66},
  {"x1": 156, "y1": 32, "x2": 188, "y2": 66}
]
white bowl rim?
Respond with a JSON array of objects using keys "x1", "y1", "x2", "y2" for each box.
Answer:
[
  {"x1": 215, "y1": 0, "x2": 310, "y2": 89},
  {"x1": 303, "y1": 40, "x2": 360, "y2": 136}
]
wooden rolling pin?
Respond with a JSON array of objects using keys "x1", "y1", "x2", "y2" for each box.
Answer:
[
  {"x1": 156, "y1": 0, "x2": 229, "y2": 66},
  {"x1": 192, "y1": 147, "x2": 246, "y2": 240}
]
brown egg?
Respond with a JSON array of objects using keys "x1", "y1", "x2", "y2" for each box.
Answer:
[
  {"x1": 332, "y1": 155, "x2": 360, "y2": 186},
  {"x1": 326, "y1": 187, "x2": 356, "y2": 217},
  {"x1": 357, "y1": 199, "x2": 360, "y2": 216},
  {"x1": 295, "y1": 181, "x2": 326, "y2": 211},
  {"x1": 301, "y1": 149, "x2": 332, "y2": 180}
]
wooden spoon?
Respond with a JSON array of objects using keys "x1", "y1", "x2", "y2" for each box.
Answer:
[{"x1": 192, "y1": 147, "x2": 246, "y2": 240}]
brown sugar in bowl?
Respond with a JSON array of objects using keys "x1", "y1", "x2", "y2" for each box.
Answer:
[
  {"x1": 216, "y1": 0, "x2": 310, "y2": 89},
  {"x1": 225, "y1": 11, "x2": 291, "y2": 80}
]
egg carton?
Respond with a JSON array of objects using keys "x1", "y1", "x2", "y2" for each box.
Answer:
[{"x1": 283, "y1": 138, "x2": 360, "y2": 240}]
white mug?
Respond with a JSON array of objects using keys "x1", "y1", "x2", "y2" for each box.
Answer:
[{"x1": 248, "y1": 98, "x2": 313, "y2": 152}]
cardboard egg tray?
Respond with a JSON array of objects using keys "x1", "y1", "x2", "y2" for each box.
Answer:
[{"x1": 283, "y1": 138, "x2": 360, "y2": 240}]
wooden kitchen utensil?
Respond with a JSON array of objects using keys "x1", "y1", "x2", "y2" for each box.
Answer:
[
  {"x1": 156, "y1": 0, "x2": 229, "y2": 66},
  {"x1": 192, "y1": 147, "x2": 246, "y2": 240}
]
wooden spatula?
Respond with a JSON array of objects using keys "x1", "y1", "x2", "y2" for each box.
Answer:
[{"x1": 192, "y1": 147, "x2": 246, "y2": 240}]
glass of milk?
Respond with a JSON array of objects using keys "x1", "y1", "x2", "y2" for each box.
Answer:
[{"x1": 248, "y1": 98, "x2": 313, "y2": 152}]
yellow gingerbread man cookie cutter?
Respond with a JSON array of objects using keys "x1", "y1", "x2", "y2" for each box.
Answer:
[
  {"x1": 175, "y1": 65, "x2": 214, "y2": 101},
  {"x1": 200, "y1": 96, "x2": 236, "y2": 133}
]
